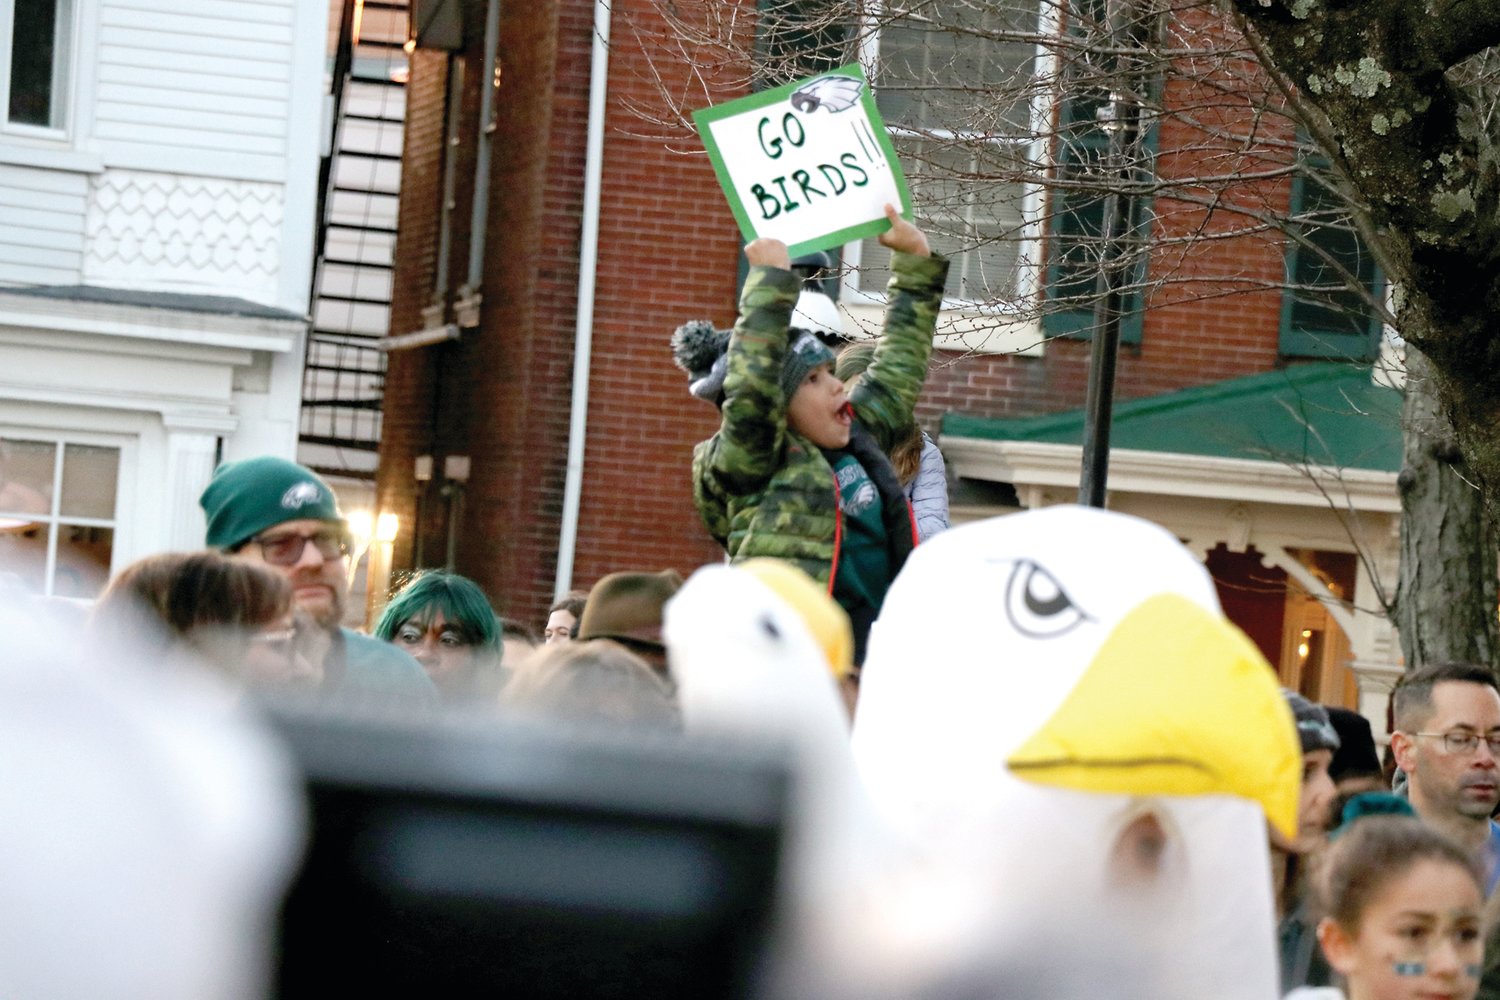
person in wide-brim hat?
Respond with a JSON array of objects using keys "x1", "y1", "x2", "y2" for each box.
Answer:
[{"x1": 576, "y1": 569, "x2": 683, "y2": 674}]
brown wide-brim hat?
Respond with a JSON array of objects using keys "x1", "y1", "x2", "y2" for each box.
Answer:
[{"x1": 577, "y1": 570, "x2": 684, "y2": 651}]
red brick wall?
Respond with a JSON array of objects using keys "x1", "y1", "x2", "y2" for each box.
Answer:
[
  {"x1": 377, "y1": 48, "x2": 447, "y2": 575},
  {"x1": 379, "y1": 0, "x2": 570, "y2": 623},
  {"x1": 564, "y1": 0, "x2": 747, "y2": 600}
]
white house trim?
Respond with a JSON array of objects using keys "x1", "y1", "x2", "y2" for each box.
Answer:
[{"x1": 941, "y1": 437, "x2": 1400, "y2": 513}]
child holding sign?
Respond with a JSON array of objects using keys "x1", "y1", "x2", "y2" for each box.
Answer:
[{"x1": 672, "y1": 205, "x2": 947, "y2": 671}]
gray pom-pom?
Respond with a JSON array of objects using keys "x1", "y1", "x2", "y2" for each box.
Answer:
[{"x1": 670, "y1": 320, "x2": 729, "y2": 377}]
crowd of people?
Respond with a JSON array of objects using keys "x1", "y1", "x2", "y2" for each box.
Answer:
[{"x1": 12, "y1": 208, "x2": 1500, "y2": 1000}]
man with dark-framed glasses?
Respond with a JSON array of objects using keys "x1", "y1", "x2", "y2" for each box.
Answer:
[
  {"x1": 1390, "y1": 661, "x2": 1500, "y2": 895},
  {"x1": 200, "y1": 456, "x2": 432, "y2": 699}
]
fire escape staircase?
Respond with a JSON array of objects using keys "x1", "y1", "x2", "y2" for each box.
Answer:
[{"x1": 298, "y1": 0, "x2": 409, "y2": 479}]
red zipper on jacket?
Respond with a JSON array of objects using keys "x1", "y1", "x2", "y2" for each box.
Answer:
[{"x1": 827, "y1": 470, "x2": 843, "y2": 596}]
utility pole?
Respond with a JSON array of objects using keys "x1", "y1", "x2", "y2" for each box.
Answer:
[{"x1": 1078, "y1": 0, "x2": 1145, "y2": 508}]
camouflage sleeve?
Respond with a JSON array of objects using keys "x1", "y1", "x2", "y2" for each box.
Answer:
[
  {"x1": 699, "y1": 264, "x2": 801, "y2": 496},
  {"x1": 851, "y1": 250, "x2": 950, "y2": 449},
  {"x1": 692, "y1": 440, "x2": 732, "y2": 545}
]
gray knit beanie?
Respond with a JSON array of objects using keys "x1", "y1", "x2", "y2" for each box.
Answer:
[
  {"x1": 671, "y1": 321, "x2": 836, "y2": 406},
  {"x1": 1282, "y1": 689, "x2": 1341, "y2": 755},
  {"x1": 779, "y1": 329, "x2": 836, "y2": 400},
  {"x1": 670, "y1": 320, "x2": 731, "y2": 405}
]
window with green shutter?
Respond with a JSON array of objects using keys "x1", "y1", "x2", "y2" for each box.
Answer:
[
  {"x1": 1040, "y1": 0, "x2": 1158, "y2": 346},
  {"x1": 1279, "y1": 154, "x2": 1383, "y2": 362}
]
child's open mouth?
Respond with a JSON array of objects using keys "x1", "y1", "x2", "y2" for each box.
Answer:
[{"x1": 836, "y1": 402, "x2": 853, "y2": 427}]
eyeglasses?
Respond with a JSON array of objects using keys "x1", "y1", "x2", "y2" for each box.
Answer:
[
  {"x1": 249, "y1": 528, "x2": 351, "y2": 567},
  {"x1": 1412, "y1": 731, "x2": 1500, "y2": 755}
]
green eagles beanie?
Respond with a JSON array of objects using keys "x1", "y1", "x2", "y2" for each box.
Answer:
[{"x1": 200, "y1": 456, "x2": 343, "y2": 550}]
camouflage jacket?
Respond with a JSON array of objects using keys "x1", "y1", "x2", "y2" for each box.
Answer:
[{"x1": 692, "y1": 249, "x2": 949, "y2": 586}]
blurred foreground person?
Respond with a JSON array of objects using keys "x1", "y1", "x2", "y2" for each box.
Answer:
[
  {"x1": 200, "y1": 456, "x2": 432, "y2": 700},
  {"x1": 501, "y1": 639, "x2": 678, "y2": 730},
  {"x1": 373, "y1": 571, "x2": 503, "y2": 701},
  {"x1": 0, "y1": 599, "x2": 303, "y2": 1000},
  {"x1": 91, "y1": 550, "x2": 315, "y2": 688},
  {"x1": 498, "y1": 617, "x2": 541, "y2": 673},
  {"x1": 846, "y1": 505, "x2": 1299, "y2": 1000},
  {"x1": 1286, "y1": 815, "x2": 1484, "y2": 1000}
]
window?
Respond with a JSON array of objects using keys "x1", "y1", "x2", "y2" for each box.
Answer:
[
  {"x1": 850, "y1": 0, "x2": 1047, "y2": 306},
  {"x1": 3, "y1": 0, "x2": 74, "y2": 132},
  {"x1": 1279, "y1": 153, "x2": 1383, "y2": 362},
  {"x1": 0, "y1": 435, "x2": 119, "y2": 598},
  {"x1": 1040, "y1": 0, "x2": 1158, "y2": 345}
]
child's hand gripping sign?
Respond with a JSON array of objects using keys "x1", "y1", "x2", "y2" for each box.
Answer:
[{"x1": 694, "y1": 64, "x2": 912, "y2": 257}]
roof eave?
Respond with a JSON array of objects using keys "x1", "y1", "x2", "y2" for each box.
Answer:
[{"x1": 940, "y1": 436, "x2": 1400, "y2": 514}]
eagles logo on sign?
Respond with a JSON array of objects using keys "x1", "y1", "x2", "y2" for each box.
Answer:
[
  {"x1": 789, "y1": 75, "x2": 864, "y2": 115},
  {"x1": 281, "y1": 482, "x2": 323, "y2": 509}
]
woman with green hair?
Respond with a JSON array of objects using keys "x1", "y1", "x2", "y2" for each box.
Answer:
[{"x1": 374, "y1": 571, "x2": 504, "y2": 700}]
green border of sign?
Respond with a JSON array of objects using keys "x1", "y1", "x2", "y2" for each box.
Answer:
[{"x1": 693, "y1": 63, "x2": 912, "y2": 258}]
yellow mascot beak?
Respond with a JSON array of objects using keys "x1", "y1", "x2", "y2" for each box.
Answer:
[{"x1": 1006, "y1": 593, "x2": 1301, "y2": 841}]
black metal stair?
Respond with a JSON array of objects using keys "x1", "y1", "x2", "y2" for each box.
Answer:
[{"x1": 298, "y1": 0, "x2": 409, "y2": 480}]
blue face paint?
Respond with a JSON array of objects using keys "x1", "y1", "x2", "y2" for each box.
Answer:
[
  {"x1": 1392, "y1": 962, "x2": 1425, "y2": 976},
  {"x1": 1468, "y1": 965, "x2": 1484, "y2": 979}
]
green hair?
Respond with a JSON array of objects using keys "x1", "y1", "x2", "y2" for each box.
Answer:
[{"x1": 374, "y1": 571, "x2": 501, "y2": 652}]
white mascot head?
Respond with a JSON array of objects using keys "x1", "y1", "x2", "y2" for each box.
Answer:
[{"x1": 851, "y1": 505, "x2": 1300, "y2": 1000}]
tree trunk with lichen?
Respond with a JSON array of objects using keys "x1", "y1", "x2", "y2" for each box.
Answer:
[
  {"x1": 1394, "y1": 348, "x2": 1497, "y2": 667},
  {"x1": 1230, "y1": 0, "x2": 1500, "y2": 669},
  {"x1": 1226, "y1": 0, "x2": 1500, "y2": 508}
]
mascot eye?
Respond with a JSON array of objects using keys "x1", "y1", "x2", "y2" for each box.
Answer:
[{"x1": 1005, "y1": 560, "x2": 1090, "y2": 638}]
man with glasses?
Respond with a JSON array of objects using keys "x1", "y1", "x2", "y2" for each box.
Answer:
[
  {"x1": 200, "y1": 456, "x2": 432, "y2": 698},
  {"x1": 1390, "y1": 660, "x2": 1500, "y2": 894}
]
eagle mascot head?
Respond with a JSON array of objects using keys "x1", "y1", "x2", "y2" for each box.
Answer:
[{"x1": 850, "y1": 505, "x2": 1300, "y2": 1000}]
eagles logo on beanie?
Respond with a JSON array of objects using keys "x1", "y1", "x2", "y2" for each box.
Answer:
[{"x1": 200, "y1": 456, "x2": 344, "y2": 550}]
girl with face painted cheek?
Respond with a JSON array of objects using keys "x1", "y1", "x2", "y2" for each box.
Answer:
[{"x1": 1290, "y1": 815, "x2": 1485, "y2": 1000}]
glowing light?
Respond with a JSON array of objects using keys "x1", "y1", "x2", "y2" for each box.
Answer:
[{"x1": 346, "y1": 509, "x2": 374, "y2": 550}]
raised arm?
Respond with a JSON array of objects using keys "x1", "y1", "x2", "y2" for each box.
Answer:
[
  {"x1": 702, "y1": 239, "x2": 801, "y2": 494},
  {"x1": 852, "y1": 206, "x2": 949, "y2": 448}
]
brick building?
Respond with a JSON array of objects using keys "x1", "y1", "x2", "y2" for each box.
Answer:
[{"x1": 376, "y1": 0, "x2": 1400, "y2": 714}]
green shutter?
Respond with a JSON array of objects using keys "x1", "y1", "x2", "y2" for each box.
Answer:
[
  {"x1": 1041, "y1": 5, "x2": 1156, "y2": 346},
  {"x1": 1279, "y1": 155, "x2": 1383, "y2": 361}
]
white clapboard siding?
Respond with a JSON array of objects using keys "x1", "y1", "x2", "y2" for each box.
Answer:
[
  {"x1": 108, "y1": 0, "x2": 295, "y2": 24},
  {"x1": 92, "y1": 0, "x2": 296, "y2": 172},
  {"x1": 0, "y1": 165, "x2": 86, "y2": 285},
  {"x1": 97, "y1": 63, "x2": 290, "y2": 101}
]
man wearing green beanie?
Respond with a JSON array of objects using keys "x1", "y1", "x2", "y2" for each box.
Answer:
[{"x1": 200, "y1": 456, "x2": 433, "y2": 699}]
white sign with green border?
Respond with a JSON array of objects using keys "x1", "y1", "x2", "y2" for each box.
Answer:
[{"x1": 693, "y1": 64, "x2": 910, "y2": 257}]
